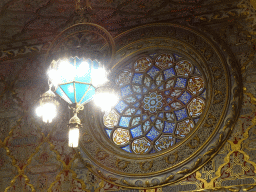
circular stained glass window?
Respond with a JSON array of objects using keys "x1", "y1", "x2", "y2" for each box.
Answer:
[{"x1": 103, "y1": 53, "x2": 206, "y2": 154}]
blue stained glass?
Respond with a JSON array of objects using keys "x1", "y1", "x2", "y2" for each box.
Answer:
[
  {"x1": 158, "y1": 113, "x2": 164, "y2": 118},
  {"x1": 142, "y1": 115, "x2": 148, "y2": 121},
  {"x1": 165, "y1": 106, "x2": 171, "y2": 111},
  {"x1": 132, "y1": 85, "x2": 142, "y2": 93},
  {"x1": 175, "y1": 78, "x2": 187, "y2": 88},
  {"x1": 158, "y1": 85, "x2": 164, "y2": 90},
  {"x1": 144, "y1": 77, "x2": 151, "y2": 87},
  {"x1": 166, "y1": 113, "x2": 175, "y2": 121},
  {"x1": 132, "y1": 73, "x2": 143, "y2": 84},
  {"x1": 134, "y1": 102, "x2": 140, "y2": 107},
  {"x1": 194, "y1": 118, "x2": 200, "y2": 124},
  {"x1": 165, "y1": 90, "x2": 170, "y2": 95},
  {"x1": 146, "y1": 127, "x2": 159, "y2": 140},
  {"x1": 60, "y1": 83, "x2": 75, "y2": 103},
  {"x1": 150, "y1": 116, "x2": 156, "y2": 122},
  {"x1": 80, "y1": 86, "x2": 95, "y2": 104},
  {"x1": 125, "y1": 96, "x2": 136, "y2": 103},
  {"x1": 115, "y1": 101, "x2": 128, "y2": 113},
  {"x1": 135, "y1": 110, "x2": 142, "y2": 115},
  {"x1": 143, "y1": 87, "x2": 148, "y2": 93},
  {"x1": 56, "y1": 87, "x2": 72, "y2": 104},
  {"x1": 167, "y1": 98, "x2": 172, "y2": 103},
  {"x1": 150, "y1": 83, "x2": 156, "y2": 89},
  {"x1": 174, "y1": 108, "x2": 188, "y2": 121},
  {"x1": 105, "y1": 129, "x2": 112, "y2": 137},
  {"x1": 178, "y1": 91, "x2": 192, "y2": 104},
  {"x1": 143, "y1": 121, "x2": 151, "y2": 132},
  {"x1": 75, "y1": 83, "x2": 89, "y2": 103},
  {"x1": 132, "y1": 117, "x2": 141, "y2": 126},
  {"x1": 163, "y1": 68, "x2": 175, "y2": 80},
  {"x1": 201, "y1": 90, "x2": 206, "y2": 99},
  {"x1": 163, "y1": 122, "x2": 175, "y2": 133},
  {"x1": 194, "y1": 66, "x2": 201, "y2": 75},
  {"x1": 124, "y1": 108, "x2": 136, "y2": 115},
  {"x1": 119, "y1": 117, "x2": 131, "y2": 127},
  {"x1": 121, "y1": 85, "x2": 133, "y2": 97},
  {"x1": 176, "y1": 139, "x2": 181, "y2": 143},
  {"x1": 122, "y1": 145, "x2": 132, "y2": 153},
  {"x1": 130, "y1": 125, "x2": 143, "y2": 138},
  {"x1": 136, "y1": 94, "x2": 142, "y2": 99},
  {"x1": 147, "y1": 66, "x2": 160, "y2": 79},
  {"x1": 173, "y1": 54, "x2": 182, "y2": 61}
]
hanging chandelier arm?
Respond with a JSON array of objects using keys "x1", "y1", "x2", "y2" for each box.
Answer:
[{"x1": 69, "y1": 103, "x2": 84, "y2": 115}]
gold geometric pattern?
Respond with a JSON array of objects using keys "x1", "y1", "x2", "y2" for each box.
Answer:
[
  {"x1": 113, "y1": 128, "x2": 130, "y2": 145},
  {"x1": 103, "y1": 109, "x2": 120, "y2": 128},
  {"x1": 187, "y1": 97, "x2": 205, "y2": 117},
  {"x1": 187, "y1": 76, "x2": 204, "y2": 95}
]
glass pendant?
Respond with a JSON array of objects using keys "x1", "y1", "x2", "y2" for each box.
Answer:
[
  {"x1": 36, "y1": 89, "x2": 59, "y2": 123},
  {"x1": 68, "y1": 113, "x2": 82, "y2": 148},
  {"x1": 94, "y1": 83, "x2": 119, "y2": 112}
]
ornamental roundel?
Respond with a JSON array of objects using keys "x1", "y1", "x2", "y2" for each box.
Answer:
[
  {"x1": 104, "y1": 54, "x2": 206, "y2": 154},
  {"x1": 78, "y1": 23, "x2": 242, "y2": 189}
]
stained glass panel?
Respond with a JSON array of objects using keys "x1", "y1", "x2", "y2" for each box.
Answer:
[
  {"x1": 176, "y1": 119, "x2": 194, "y2": 137},
  {"x1": 121, "y1": 85, "x2": 133, "y2": 97},
  {"x1": 155, "y1": 54, "x2": 174, "y2": 69},
  {"x1": 119, "y1": 117, "x2": 131, "y2": 127},
  {"x1": 132, "y1": 73, "x2": 143, "y2": 84},
  {"x1": 147, "y1": 66, "x2": 160, "y2": 79},
  {"x1": 113, "y1": 128, "x2": 130, "y2": 145},
  {"x1": 116, "y1": 70, "x2": 132, "y2": 86},
  {"x1": 187, "y1": 76, "x2": 204, "y2": 95},
  {"x1": 174, "y1": 108, "x2": 188, "y2": 121},
  {"x1": 132, "y1": 138, "x2": 151, "y2": 154},
  {"x1": 175, "y1": 78, "x2": 187, "y2": 88},
  {"x1": 103, "y1": 109, "x2": 120, "y2": 128},
  {"x1": 178, "y1": 91, "x2": 192, "y2": 104},
  {"x1": 130, "y1": 125, "x2": 143, "y2": 138},
  {"x1": 146, "y1": 127, "x2": 160, "y2": 140},
  {"x1": 134, "y1": 57, "x2": 152, "y2": 72},
  {"x1": 115, "y1": 101, "x2": 128, "y2": 114},
  {"x1": 163, "y1": 68, "x2": 176, "y2": 80},
  {"x1": 175, "y1": 60, "x2": 193, "y2": 76},
  {"x1": 163, "y1": 122, "x2": 175, "y2": 133},
  {"x1": 122, "y1": 145, "x2": 132, "y2": 153},
  {"x1": 187, "y1": 97, "x2": 205, "y2": 117},
  {"x1": 105, "y1": 53, "x2": 206, "y2": 154},
  {"x1": 155, "y1": 136, "x2": 174, "y2": 151}
]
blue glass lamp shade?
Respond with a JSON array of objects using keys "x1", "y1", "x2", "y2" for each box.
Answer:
[{"x1": 49, "y1": 57, "x2": 99, "y2": 105}]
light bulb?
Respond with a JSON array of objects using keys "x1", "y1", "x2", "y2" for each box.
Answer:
[
  {"x1": 69, "y1": 127, "x2": 79, "y2": 148},
  {"x1": 76, "y1": 61, "x2": 90, "y2": 77},
  {"x1": 47, "y1": 69, "x2": 59, "y2": 87},
  {"x1": 36, "y1": 102, "x2": 57, "y2": 123},
  {"x1": 58, "y1": 59, "x2": 76, "y2": 82},
  {"x1": 91, "y1": 67, "x2": 108, "y2": 87},
  {"x1": 94, "y1": 92, "x2": 119, "y2": 112}
]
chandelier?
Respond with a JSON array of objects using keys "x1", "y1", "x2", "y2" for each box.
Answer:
[{"x1": 35, "y1": 0, "x2": 119, "y2": 148}]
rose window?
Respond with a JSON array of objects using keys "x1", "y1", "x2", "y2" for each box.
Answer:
[{"x1": 103, "y1": 53, "x2": 206, "y2": 154}]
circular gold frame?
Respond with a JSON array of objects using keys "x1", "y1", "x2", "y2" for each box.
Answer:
[{"x1": 78, "y1": 23, "x2": 242, "y2": 189}]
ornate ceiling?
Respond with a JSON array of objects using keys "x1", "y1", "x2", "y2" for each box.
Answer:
[
  {"x1": 1, "y1": 0, "x2": 256, "y2": 192},
  {"x1": 0, "y1": 0, "x2": 249, "y2": 50}
]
